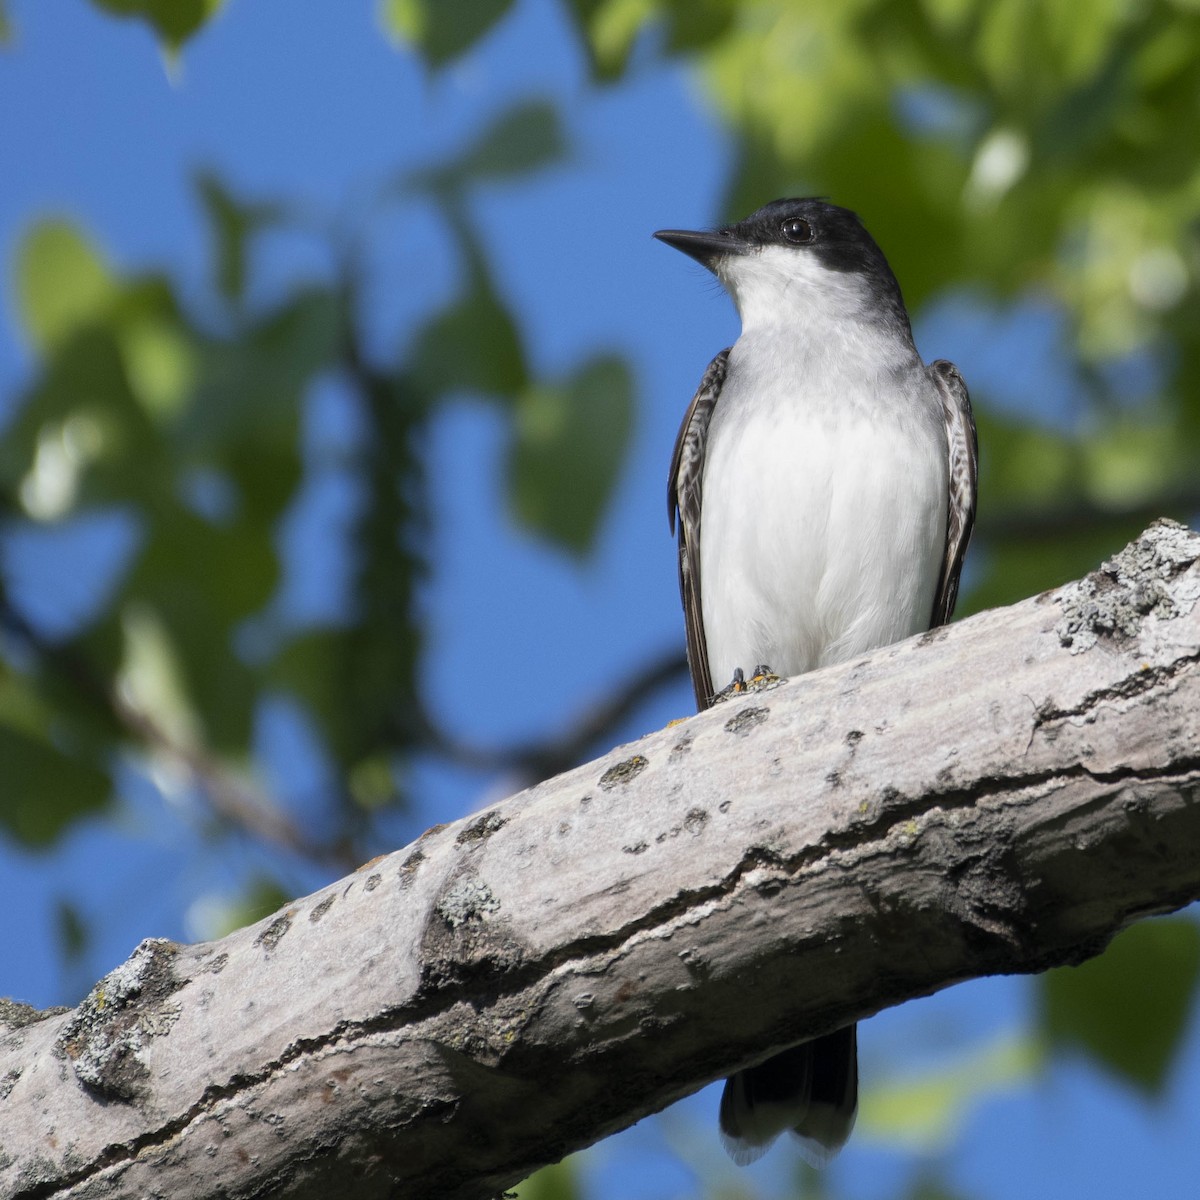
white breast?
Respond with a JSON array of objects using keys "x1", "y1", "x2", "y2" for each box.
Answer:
[{"x1": 698, "y1": 331, "x2": 949, "y2": 686}]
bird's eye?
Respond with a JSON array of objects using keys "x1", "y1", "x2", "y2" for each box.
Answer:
[{"x1": 781, "y1": 217, "x2": 813, "y2": 244}]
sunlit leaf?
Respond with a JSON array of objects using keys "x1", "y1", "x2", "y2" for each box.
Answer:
[
  {"x1": 117, "y1": 603, "x2": 202, "y2": 751},
  {"x1": 117, "y1": 314, "x2": 198, "y2": 421},
  {"x1": 86, "y1": 0, "x2": 224, "y2": 51},
  {"x1": 1039, "y1": 917, "x2": 1200, "y2": 1096},
  {"x1": 379, "y1": 0, "x2": 513, "y2": 66},
  {"x1": 508, "y1": 354, "x2": 633, "y2": 553},
  {"x1": 15, "y1": 221, "x2": 113, "y2": 352},
  {"x1": 859, "y1": 1033, "x2": 1041, "y2": 1151},
  {"x1": 575, "y1": 0, "x2": 654, "y2": 79},
  {"x1": 1, "y1": 330, "x2": 168, "y2": 515}
]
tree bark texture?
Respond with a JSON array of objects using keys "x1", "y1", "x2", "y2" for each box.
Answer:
[{"x1": 2, "y1": 520, "x2": 1199, "y2": 1200}]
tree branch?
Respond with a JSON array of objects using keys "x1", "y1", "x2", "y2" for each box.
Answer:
[{"x1": 4, "y1": 520, "x2": 1199, "y2": 1200}]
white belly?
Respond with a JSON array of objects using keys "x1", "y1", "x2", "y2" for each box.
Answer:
[{"x1": 699, "y1": 393, "x2": 948, "y2": 685}]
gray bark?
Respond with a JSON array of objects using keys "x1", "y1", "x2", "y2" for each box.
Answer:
[{"x1": 2, "y1": 519, "x2": 1199, "y2": 1200}]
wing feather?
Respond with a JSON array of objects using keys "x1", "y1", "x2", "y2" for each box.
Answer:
[
  {"x1": 668, "y1": 350, "x2": 730, "y2": 709},
  {"x1": 929, "y1": 360, "x2": 978, "y2": 626}
]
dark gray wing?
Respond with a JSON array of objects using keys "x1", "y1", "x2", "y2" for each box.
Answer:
[
  {"x1": 668, "y1": 350, "x2": 730, "y2": 710},
  {"x1": 929, "y1": 360, "x2": 978, "y2": 626}
]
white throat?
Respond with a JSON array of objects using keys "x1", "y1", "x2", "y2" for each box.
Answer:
[{"x1": 718, "y1": 245, "x2": 916, "y2": 380}]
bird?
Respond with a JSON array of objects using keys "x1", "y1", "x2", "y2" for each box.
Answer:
[{"x1": 655, "y1": 198, "x2": 977, "y2": 1167}]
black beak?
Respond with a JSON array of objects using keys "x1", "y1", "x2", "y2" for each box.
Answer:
[{"x1": 653, "y1": 228, "x2": 750, "y2": 270}]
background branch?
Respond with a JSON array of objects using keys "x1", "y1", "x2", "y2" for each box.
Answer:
[
  {"x1": 421, "y1": 647, "x2": 689, "y2": 781},
  {"x1": 978, "y1": 486, "x2": 1200, "y2": 543}
]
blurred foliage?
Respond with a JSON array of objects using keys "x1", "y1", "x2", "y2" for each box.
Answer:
[
  {"x1": 404, "y1": 100, "x2": 632, "y2": 554},
  {"x1": 54, "y1": 899, "x2": 89, "y2": 964},
  {"x1": 379, "y1": 0, "x2": 515, "y2": 65},
  {"x1": 510, "y1": 355, "x2": 634, "y2": 552},
  {"x1": 511, "y1": 1158, "x2": 582, "y2": 1200},
  {"x1": 0, "y1": 89, "x2": 633, "y2": 861},
  {"x1": 1039, "y1": 917, "x2": 1200, "y2": 1096},
  {"x1": 194, "y1": 875, "x2": 295, "y2": 941},
  {"x1": 859, "y1": 1032, "x2": 1040, "y2": 1152},
  {"x1": 195, "y1": 172, "x2": 285, "y2": 308},
  {"x1": 6, "y1": 0, "x2": 1200, "y2": 1194},
  {"x1": 86, "y1": 0, "x2": 226, "y2": 51},
  {"x1": 903, "y1": 1180, "x2": 972, "y2": 1200}
]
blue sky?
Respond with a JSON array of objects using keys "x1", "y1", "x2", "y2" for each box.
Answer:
[{"x1": 1, "y1": 3, "x2": 1197, "y2": 1198}]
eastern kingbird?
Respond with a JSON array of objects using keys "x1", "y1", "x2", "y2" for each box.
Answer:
[{"x1": 656, "y1": 198, "x2": 978, "y2": 1166}]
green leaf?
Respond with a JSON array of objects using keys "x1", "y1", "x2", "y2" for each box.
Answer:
[
  {"x1": 0, "y1": 722, "x2": 111, "y2": 846},
  {"x1": 511, "y1": 1159, "x2": 581, "y2": 1200},
  {"x1": 379, "y1": 0, "x2": 514, "y2": 66},
  {"x1": 116, "y1": 603, "x2": 202, "y2": 751},
  {"x1": 905, "y1": 1178, "x2": 972, "y2": 1200},
  {"x1": 195, "y1": 172, "x2": 285, "y2": 306},
  {"x1": 0, "y1": 0, "x2": 12, "y2": 45},
  {"x1": 271, "y1": 629, "x2": 415, "y2": 775},
  {"x1": 662, "y1": 0, "x2": 735, "y2": 55},
  {"x1": 455, "y1": 100, "x2": 567, "y2": 183},
  {"x1": 0, "y1": 318, "x2": 173, "y2": 517},
  {"x1": 117, "y1": 313, "x2": 199, "y2": 422},
  {"x1": 55, "y1": 899, "x2": 90, "y2": 964},
  {"x1": 86, "y1": 0, "x2": 224, "y2": 51},
  {"x1": 125, "y1": 507, "x2": 279, "y2": 754},
  {"x1": 189, "y1": 877, "x2": 293, "y2": 940},
  {"x1": 1039, "y1": 917, "x2": 1200, "y2": 1096},
  {"x1": 406, "y1": 100, "x2": 568, "y2": 197},
  {"x1": 409, "y1": 261, "x2": 527, "y2": 398},
  {"x1": 15, "y1": 221, "x2": 114, "y2": 352},
  {"x1": 566, "y1": 0, "x2": 733, "y2": 77},
  {"x1": 507, "y1": 354, "x2": 633, "y2": 554},
  {"x1": 567, "y1": 0, "x2": 653, "y2": 81}
]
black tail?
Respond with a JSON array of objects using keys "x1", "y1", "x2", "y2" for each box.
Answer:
[{"x1": 719, "y1": 1025, "x2": 858, "y2": 1166}]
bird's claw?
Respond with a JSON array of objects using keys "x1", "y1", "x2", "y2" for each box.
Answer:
[{"x1": 712, "y1": 664, "x2": 783, "y2": 703}]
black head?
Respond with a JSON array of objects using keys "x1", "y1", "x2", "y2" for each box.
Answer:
[{"x1": 654, "y1": 198, "x2": 909, "y2": 326}]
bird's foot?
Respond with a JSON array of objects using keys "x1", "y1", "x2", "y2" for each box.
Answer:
[
  {"x1": 711, "y1": 667, "x2": 747, "y2": 703},
  {"x1": 747, "y1": 664, "x2": 782, "y2": 689},
  {"x1": 712, "y1": 665, "x2": 783, "y2": 704}
]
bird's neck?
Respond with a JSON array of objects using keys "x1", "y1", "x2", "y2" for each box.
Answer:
[
  {"x1": 735, "y1": 298, "x2": 919, "y2": 384},
  {"x1": 732, "y1": 265, "x2": 915, "y2": 364}
]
